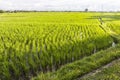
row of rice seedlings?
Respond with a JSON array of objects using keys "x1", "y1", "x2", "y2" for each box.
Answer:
[
  {"x1": 0, "y1": 24, "x2": 113, "y2": 80},
  {"x1": 32, "y1": 43, "x2": 120, "y2": 80}
]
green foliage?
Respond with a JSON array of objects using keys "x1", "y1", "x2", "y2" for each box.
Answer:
[
  {"x1": 0, "y1": 12, "x2": 120, "y2": 80},
  {"x1": 0, "y1": 10, "x2": 4, "y2": 13},
  {"x1": 33, "y1": 44, "x2": 120, "y2": 80},
  {"x1": 82, "y1": 59, "x2": 120, "y2": 80}
]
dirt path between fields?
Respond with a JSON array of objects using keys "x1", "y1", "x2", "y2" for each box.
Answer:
[{"x1": 77, "y1": 58, "x2": 120, "y2": 80}]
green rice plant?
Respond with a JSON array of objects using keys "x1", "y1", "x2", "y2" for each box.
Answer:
[{"x1": 0, "y1": 12, "x2": 120, "y2": 80}]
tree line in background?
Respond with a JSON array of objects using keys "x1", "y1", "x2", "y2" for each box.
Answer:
[{"x1": 0, "y1": 9, "x2": 120, "y2": 13}]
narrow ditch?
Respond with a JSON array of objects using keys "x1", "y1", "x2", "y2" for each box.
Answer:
[{"x1": 77, "y1": 58, "x2": 120, "y2": 80}]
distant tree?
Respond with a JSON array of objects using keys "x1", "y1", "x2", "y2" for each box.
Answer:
[
  {"x1": 85, "y1": 8, "x2": 88, "y2": 12},
  {"x1": 0, "y1": 10, "x2": 5, "y2": 13},
  {"x1": 12, "y1": 10, "x2": 17, "y2": 13}
]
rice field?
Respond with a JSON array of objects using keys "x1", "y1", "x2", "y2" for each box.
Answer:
[{"x1": 0, "y1": 12, "x2": 120, "y2": 80}]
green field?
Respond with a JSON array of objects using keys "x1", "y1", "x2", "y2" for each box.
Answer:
[
  {"x1": 0, "y1": 12, "x2": 120, "y2": 80},
  {"x1": 82, "y1": 59, "x2": 120, "y2": 80}
]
